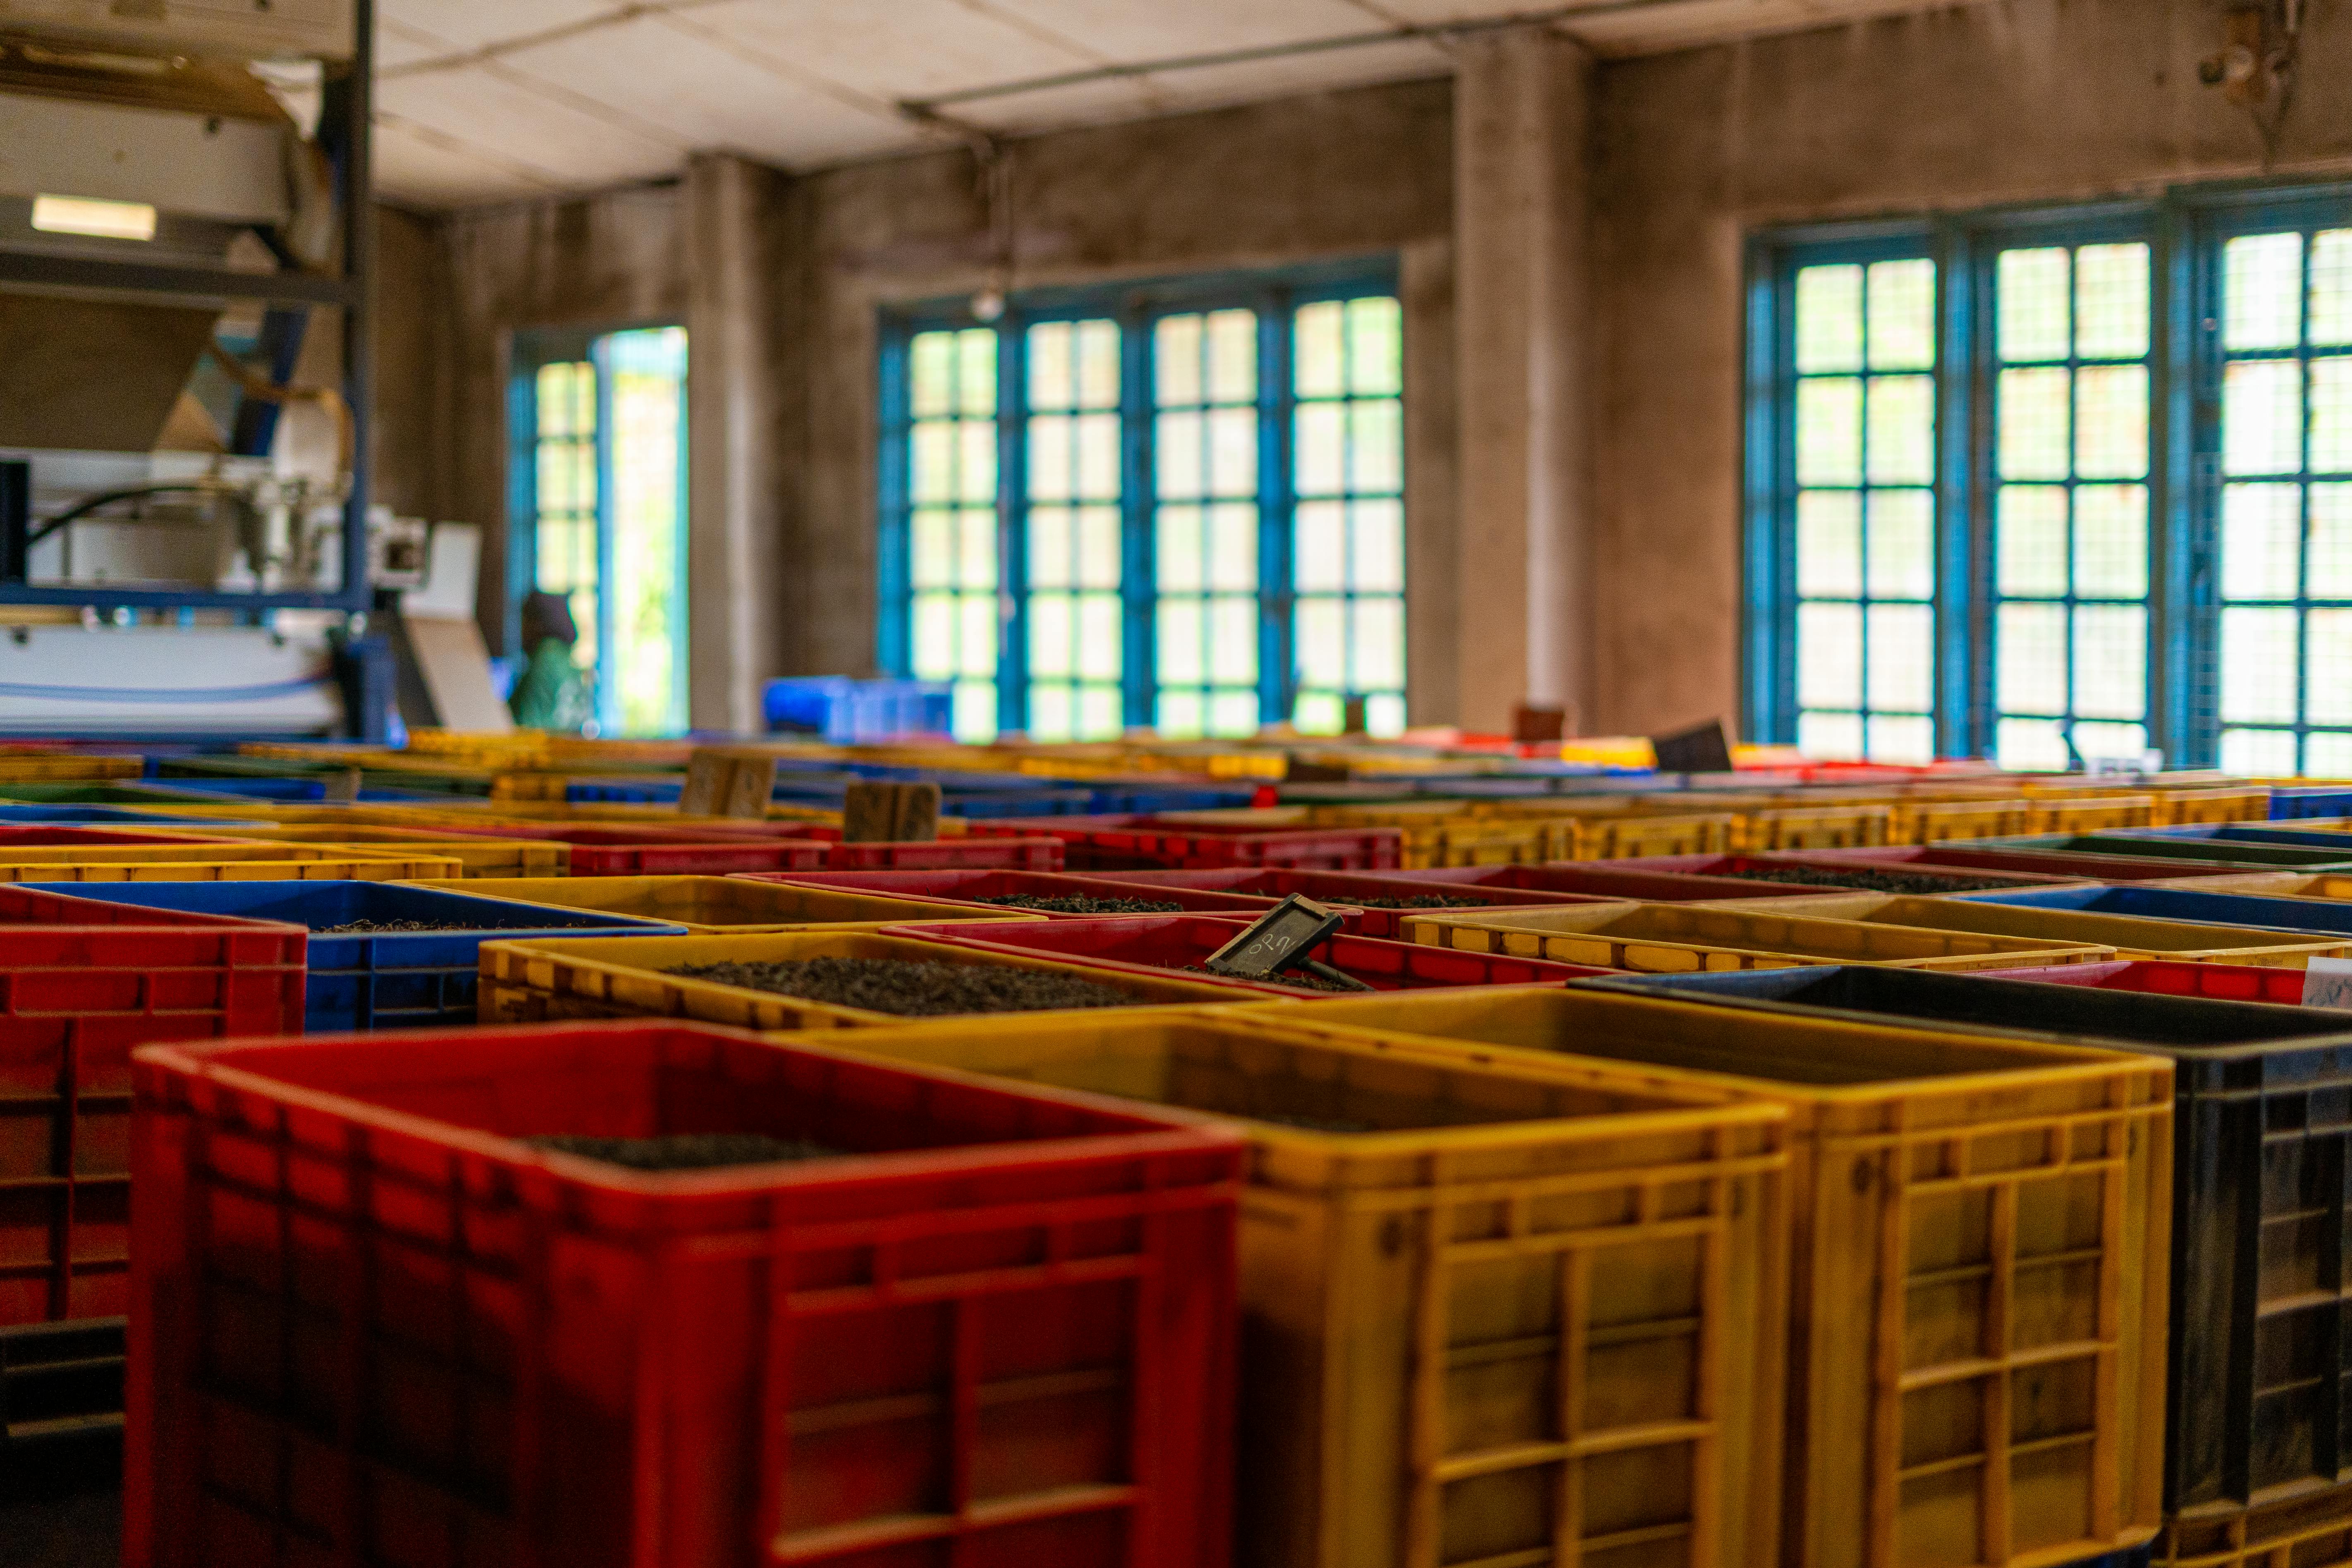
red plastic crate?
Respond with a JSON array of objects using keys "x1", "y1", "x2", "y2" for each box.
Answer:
[
  {"x1": 887, "y1": 915, "x2": 1614, "y2": 994},
  {"x1": 127, "y1": 1021, "x2": 1243, "y2": 1568},
  {"x1": 821, "y1": 836, "x2": 1066, "y2": 870},
  {"x1": 1093, "y1": 866, "x2": 1620, "y2": 939},
  {"x1": 0, "y1": 886, "x2": 306, "y2": 1327},
  {"x1": 966, "y1": 816, "x2": 1403, "y2": 872},
  {"x1": 420, "y1": 822, "x2": 833, "y2": 875},
  {"x1": 1967, "y1": 957, "x2": 2317, "y2": 1004},
  {"x1": 748, "y1": 868, "x2": 1303, "y2": 921}
]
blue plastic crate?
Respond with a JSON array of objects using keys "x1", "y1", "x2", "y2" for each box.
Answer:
[
  {"x1": 1955, "y1": 882, "x2": 2352, "y2": 937},
  {"x1": 939, "y1": 788, "x2": 1100, "y2": 817},
  {"x1": 1084, "y1": 785, "x2": 1260, "y2": 813},
  {"x1": 0, "y1": 805, "x2": 253, "y2": 826},
  {"x1": 20, "y1": 880, "x2": 684, "y2": 1032},
  {"x1": 2271, "y1": 785, "x2": 2352, "y2": 820},
  {"x1": 2098, "y1": 822, "x2": 2352, "y2": 852},
  {"x1": 762, "y1": 676, "x2": 951, "y2": 741}
]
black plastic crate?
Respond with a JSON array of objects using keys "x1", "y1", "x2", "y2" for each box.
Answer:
[{"x1": 1572, "y1": 964, "x2": 2352, "y2": 1514}]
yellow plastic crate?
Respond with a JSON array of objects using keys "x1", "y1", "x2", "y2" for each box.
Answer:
[
  {"x1": 2022, "y1": 794, "x2": 2161, "y2": 834},
  {"x1": 1400, "y1": 901, "x2": 2111, "y2": 972},
  {"x1": 0, "y1": 844, "x2": 461, "y2": 882},
  {"x1": 1569, "y1": 809, "x2": 1745, "y2": 860},
  {"x1": 2148, "y1": 784, "x2": 2273, "y2": 826},
  {"x1": 1731, "y1": 803, "x2": 1894, "y2": 853},
  {"x1": 403, "y1": 874, "x2": 1042, "y2": 933},
  {"x1": 1312, "y1": 803, "x2": 1556, "y2": 869},
  {"x1": 206, "y1": 825, "x2": 569, "y2": 878},
  {"x1": 1888, "y1": 798, "x2": 2036, "y2": 844},
  {"x1": 0, "y1": 755, "x2": 142, "y2": 781},
  {"x1": 1693, "y1": 891, "x2": 2352, "y2": 967},
  {"x1": 476, "y1": 929, "x2": 1256, "y2": 1029},
  {"x1": 1251, "y1": 983, "x2": 2173, "y2": 1568},
  {"x1": 811, "y1": 1006, "x2": 1793, "y2": 1568}
]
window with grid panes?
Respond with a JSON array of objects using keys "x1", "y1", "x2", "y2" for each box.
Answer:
[
  {"x1": 883, "y1": 270, "x2": 1403, "y2": 742},
  {"x1": 1788, "y1": 258, "x2": 1939, "y2": 762},
  {"x1": 904, "y1": 327, "x2": 1003, "y2": 742},
  {"x1": 2216, "y1": 226, "x2": 2352, "y2": 775},
  {"x1": 533, "y1": 359, "x2": 600, "y2": 674},
  {"x1": 1293, "y1": 296, "x2": 1407, "y2": 735},
  {"x1": 1154, "y1": 308, "x2": 1264, "y2": 739},
  {"x1": 1023, "y1": 318, "x2": 1124, "y2": 742},
  {"x1": 1992, "y1": 242, "x2": 2155, "y2": 770}
]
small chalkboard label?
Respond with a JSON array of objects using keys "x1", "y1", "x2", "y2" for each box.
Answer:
[{"x1": 1204, "y1": 894, "x2": 1346, "y2": 980}]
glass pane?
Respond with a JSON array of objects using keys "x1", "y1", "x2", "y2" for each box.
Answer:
[
  {"x1": 1298, "y1": 596, "x2": 1345, "y2": 687},
  {"x1": 1296, "y1": 403, "x2": 1344, "y2": 496},
  {"x1": 958, "y1": 422, "x2": 997, "y2": 503},
  {"x1": 2309, "y1": 610, "x2": 2352, "y2": 727},
  {"x1": 1028, "y1": 322, "x2": 1072, "y2": 410},
  {"x1": 1797, "y1": 710, "x2": 1865, "y2": 761},
  {"x1": 1208, "y1": 504, "x2": 1257, "y2": 592},
  {"x1": 1867, "y1": 715, "x2": 1935, "y2": 765},
  {"x1": 909, "y1": 333, "x2": 954, "y2": 418},
  {"x1": 1999, "y1": 602, "x2": 2068, "y2": 716},
  {"x1": 911, "y1": 509, "x2": 952, "y2": 589},
  {"x1": 2311, "y1": 485, "x2": 2352, "y2": 599},
  {"x1": 2224, "y1": 361, "x2": 2305, "y2": 477},
  {"x1": 951, "y1": 681, "x2": 996, "y2": 742},
  {"x1": 1998, "y1": 717, "x2": 2070, "y2": 771},
  {"x1": 1349, "y1": 400, "x2": 1404, "y2": 494},
  {"x1": 2308, "y1": 729, "x2": 2352, "y2": 774},
  {"x1": 911, "y1": 423, "x2": 954, "y2": 503},
  {"x1": 2221, "y1": 605, "x2": 2300, "y2": 724},
  {"x1": 1157, "y1": 507, "x2": 1202, "y2": 592},
  {"x1": 2221, "y1": 483, "x2": 2302, "y2": 601},
  {"x1": 1078, "y1": 684, "x2": 1122, "y2": 741},
  {"x1": 1157, "y1": 688, "x2": 1203, "y2": 739},
  {"x1": 1352, "y1": 500, "x2": 1404, "y2": 593},
  {"x1": 1998, "y1": 486, "x2": 2070, "y2": 599},
  {"x1": 1076, "y1": 320, "x2": 1119, "y2": 408},
  {"x1": 1027, "y1": 419, "x2": 1071, "y2": 502},
  {"x1": 1028, "y1": 683, "x2": 1072, "y2": 742},
  {"x1": 1208, "y1": 408, "x2": 1255, "y2": 497},
  {"x1": 1210, "y1": 597, "x2": 1257, "y2": 685},
  {"x1": 2313, "y1": 357, "x2": 2352, "y2": 473},
  {"x1": 1867, "y1": 260, "x2": 1936, "y2": 371},
  {"x1": 1797, "y1": 491, "x2": 1863, "y2": 599},
  {"x1": 2073, "y1": 721, "x2": 2150, "y2": 764},
  {"x1": 2075, "y1": 243, "x2": 2150, "y2": 361},
  {"x1": 1296, "y1": 500, "x2": 1343, "y2": 593},
  {"x1": 1075, "y1": 412, "x2": 1119, "y2": 500},
  {"x1": 1348, "y1": 297, "x2": 1403, "y2": 394},
  {"x1": 1209, "y1": 689, "x2": 1260, "y2": 738},
  {"x1": 1293, "y1": 691, "x2": 1343, "y2": 736},
  {"x1": 1029, "y1": 593, "x2": 1071, "y2": 677},
  {"x1": 1355, "y1": 597, "x2": 1405, "y2": 689},
  {"x1": 956, "y1": 594, "x2": 996, "y2": 677},
  {"x1": 1294, "y1": 301, "x2": 1343, "y2": 399},
  {"x1": 2074, "y1": 365, "x2": 2148, "y2": 480},
  {"x1": 2073, "y1": 486, "x2": 2148, "y2": 599},
  {"x1": 1866, "y1": 490, "x2": 1934, "y2": 600},
  {"x1": 1028, "y1": 507, "x2": 1070, "y2": 588},
  {"x1": 1797, "y1": 602, "x2": 1862, "y2": 709},
  {"x1": 1998, "y1": 248, "x2": 2070, "y2": 363},
  {"x1": 1866, "y1": 376, "x2": 1934, "y2": 485},
  {"x1": 1078, "y1": 507, "x2": 1119, "y2": 590},
  {"x1": 1795, "y1": 265, "x2": 1864, "y2": 373},
  {"x1": 1866, "y1": 603, "x2": 1933, "y2": 711},
  {"x1": 1366, "y1": 693, "x2": 1406, "y2": 738},
  {"x1": 1078, "y1": 593, "x2": 1121, "y2": 681},
  {"x1": 1156, "y1": 315, "x2": 1202, "y2": 405},
  {"x1": 1796, "y1": 379, "x2": 1862, "y2": 487},
  {"x1": 1156, "y1": 412, "x2": 1203, "y2": 499},
  {"x1": 956, "y1": 508, "x2": 997, "y2": 590},
  {"x1": 1999, "y1": 367, "x2": 2071, "y2": 480},
  {"x1": 1207, "y1": 309, "x2": 1257, "y2": 402},
  {"x1": 2314, "y1": 231, "x2": 2352, "y2": 348},
  {"x1": 2072, "y1": 605, "x2": 2145, "y2": 719},
  {"x1": 2222, "y1": 727, "x2": 2299, "y2": 775},
  {"x1": 2225, "y1": 232, "x2": 2304, "y2": 351},
  {"x1": 1157, "y1": 598, "x2": 1202, "y2": 684},
  {"x1": 912, "y1": 593, "x2": 953, "y2": 677}
]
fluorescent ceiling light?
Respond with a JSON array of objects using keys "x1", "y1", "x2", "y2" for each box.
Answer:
[{"x1": 31, "y1": 194, "x2": 157, "y2": 241}]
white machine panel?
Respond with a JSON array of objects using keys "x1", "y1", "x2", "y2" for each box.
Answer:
[
  {"x1": 0, "y1": 0, "x2": 353, "y2": 61},
  {"x1": 0, "y1": 625, "x2": 342, "y2": 733},
  {"x1": 0, "y1": 92, "x2": 290, "y2": 224}
]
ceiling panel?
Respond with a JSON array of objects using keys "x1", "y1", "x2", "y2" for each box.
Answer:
[
  {"x1": 691, "y1": 0, "x2": 1104, "y2": 103},
  {"x1": 375, "y1": 65, "x2": 682, "y2": 189},
  {"x1": 1568, "y1": 0, "x2": 1997, "y2": 54},
  {"x1": 374, "y1": 0, "x2": 618, "y2": 55},
  {"x1": 1129, "y1": 35, "x2": 1453, "y2": 113},
  {"x1": 373, "y1": 113, "x2": 562, "y2": 208},
  {"x1": 949, "y1": 72, "x2": 1169, "y2": 136},
  {"x1": 985, "y1": 0, "x2": 1398, "y2": 61},
  {"x1": 498, "y1": 13, "x2": 910, "y2": 167}
]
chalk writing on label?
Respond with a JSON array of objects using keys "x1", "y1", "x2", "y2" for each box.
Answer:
[{"x1": 2302, "y1": 955, "x2": 2352, "y2": 1009}]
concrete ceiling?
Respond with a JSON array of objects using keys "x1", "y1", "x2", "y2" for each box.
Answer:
[{"x1": 370, "y1": 0, "x2": 1993, "y2": 210}]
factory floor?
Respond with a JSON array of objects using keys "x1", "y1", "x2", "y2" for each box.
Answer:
[{"x1": 2, "y1": 1436, "x2": 121, "y2": 1568}]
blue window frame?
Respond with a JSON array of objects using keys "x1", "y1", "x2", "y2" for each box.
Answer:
[
  {"x1": 879, "y1": 259, "x2": 1403, "y2": 743},
  {"x1": 1747, "y1": 181, "x2": 2352, "y2": 771}
]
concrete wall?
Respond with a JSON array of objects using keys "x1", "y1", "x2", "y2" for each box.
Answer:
[{"x1": 1593, "y1": 0, "x2": 2352, "y2": 735}]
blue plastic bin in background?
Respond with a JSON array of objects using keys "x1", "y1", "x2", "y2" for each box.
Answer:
[
  {"x1": 763, "y1": 676, "x2": 952, "y2": 741},
  {"x1": 22, "y1": 880, "x2": 685, "y2": 1032},
  {"x1": 1953, "y1": 882, "x2": 2352, "y2": 938},
  {"x1": 2271, "y1": 786, "x2": 2352, "y2": 820}
]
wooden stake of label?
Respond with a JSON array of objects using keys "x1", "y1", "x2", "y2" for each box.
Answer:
[
  {"x1": 679, "y1": 750, "x2": 779, "y2": 819},
  {"x1": 843, "y1": 782, "x2": 942, "y2": 843}
]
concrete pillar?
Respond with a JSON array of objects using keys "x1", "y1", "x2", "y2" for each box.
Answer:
[
  {"x1": 1452, "y1": 25, "x2": 1594, "y2": 734},
  {"x1": 686, "y1": 153, "x2": 787, "y2": 733}
]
